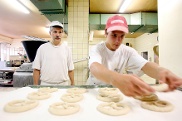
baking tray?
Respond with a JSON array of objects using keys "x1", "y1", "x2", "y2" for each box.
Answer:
[
  {"x1": 27, "y1": 84, "x2": 182, "y2": 91},
  {"x1": 27, "y1": 84, "x2": 113, "y2": 89}
]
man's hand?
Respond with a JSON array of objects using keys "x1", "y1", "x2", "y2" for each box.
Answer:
[
  {"x1": 110, "y1": 74, "x2": 155, "y2": 97},
  {"x1": 158, "y1": 69, "x2": 182, "y2": 91}
]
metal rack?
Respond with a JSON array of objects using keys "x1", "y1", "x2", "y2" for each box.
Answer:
[{"x1": 73, "y1": 57, "x2": 89, "y2": 63}]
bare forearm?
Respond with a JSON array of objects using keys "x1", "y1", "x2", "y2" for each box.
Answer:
[
  {"x1": 90, "y1": 62, "x2": 154, "y2": 96},
  {"x1": 142, "y1": 62, "x2": 165, "y2": 80},
  {"x1": 33, "y1": 69, "x2": 40, "y2": 85},
  {"x1": 68, "y1": 70, "x2": 74, "y2": 85},
  {"x1": 90, "y1": 62, "x2": 118, "y2": 85},
  {"x1": 142, "y1": 62, "x2": 182, "y2": 91}
]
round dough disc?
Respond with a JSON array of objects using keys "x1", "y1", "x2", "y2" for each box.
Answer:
[
  {"x1": 134, "y1": 94, "x2": 158, "y2": 101},
  {"x1": 151, "y1": 83, "x2": 168, "y2": 92},
  {"x1": 27, "y1": 91, "x2": 51, "y2": 100},
  {"x1": 38, "y1": 87, "x2": 58, "y2": 93},
  {"x1": 97, "y1": 94, "x2": 122, "y2": 102},
  {"x1": 4, "y1": 100, "x2": 38, "y2": 113},
  {"x1": 67, "y1": 88, "x2": 87, "y2": 94},
  {"x1": 97, "y1": 102, "x2": 130, "y2": 116},
  {"x1": 61, "y1": 93, "x2": 83, "y2": 103},
  {"x1": 49, "y1": 102, "x2": 80, "y2": 116},
  {"x1": 141, "y1": 100, "x2": 174, "y2": 112},
  {"x1": 98, "y1": 88, "x2": 119, "y2": 96}
]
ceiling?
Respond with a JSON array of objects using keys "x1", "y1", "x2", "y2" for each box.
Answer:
[
  {"x1": 0, "y1": 0, "x2": 157, "y2": 40},
  {"x1": 90, "y1": 0, "x2": 157, "y2": 14}
]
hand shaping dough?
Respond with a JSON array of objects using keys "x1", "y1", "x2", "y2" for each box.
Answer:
[
  {"x1": 49, "y1": 102, "x2": 80, "y2": 116},
  {"x1": 67, "y1": 88, "x2": 87, "y2": 94},
  {"x1": 4, "y1": 100, "x2": 38, "y2": 113},
  {"x1": 141, "y1": 100, "x2": 174, "y2": 112},
  {"x1": 97, "y1": 93, "x2": 122, "y2": 102},
  {"x1": 150, "y1": 83, "x2": 168, "y2": 92},
  {"x1": 134, "y1": 94, "x2": 158, "y2": 101},
  {"x1": 61, "y1": 93, "x2": 83, "y2": 103},
  {"x1": 97, "y1": 102, "x2": 130, "y2": 116},
  {"x1": 38, "y1": 87, "x2": 58, "y2": 93},
  {"x1": 98, "y1": 88, "x2": 119, "y2": 96},
  {"x1": 27, "y1": 91, "x2": 51, "y2": 100}
]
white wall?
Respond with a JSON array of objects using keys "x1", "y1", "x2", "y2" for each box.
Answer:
[
  {"x1": 135, "y1": 33, "x2": 158, "y2": 84},
  {"x1": 135, "y1": 33, "x2": 158, "y2": 62},
  {"x1": 158, "y1": 0, "x2": 182, "y2": 77}
]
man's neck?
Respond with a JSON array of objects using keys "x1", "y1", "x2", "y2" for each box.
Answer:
[{"x1": 51, "y1": 41, "x2": 62, "y2": 46}]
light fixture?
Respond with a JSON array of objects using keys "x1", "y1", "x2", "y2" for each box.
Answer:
[
  {"x1": 119, "y1": 0, "x2": 133, "y2": 13},
  {"x1": 10, "y1": 0, "x2": 30, "y2": 14}
]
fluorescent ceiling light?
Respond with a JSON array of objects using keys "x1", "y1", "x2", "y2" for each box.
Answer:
[
  {"x1": 119, "y1": 0, "x2": 133, "y2": 13},
  {"x1": 10, "y1": 0, "x2": 30, "y2": 14}
]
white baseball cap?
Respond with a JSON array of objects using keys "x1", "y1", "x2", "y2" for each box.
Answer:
[{"x1": 49, "y1": 21, "x2": 64, "y2": 28}]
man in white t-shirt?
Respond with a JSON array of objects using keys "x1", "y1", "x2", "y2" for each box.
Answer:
[
  {"x1": 33, "y1": 21, "x2": 74, "y2": 85},
  {"x1": 87, "y1": 15, "x2": 182, "y2": 97}
]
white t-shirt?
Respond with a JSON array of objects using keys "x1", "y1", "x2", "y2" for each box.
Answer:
[
  {"x1": 87, "y1": 41, "x2": 148, "y2": 85},
  {"x1": 33, "y1": 42, "x2": 74, "y2": 84}
]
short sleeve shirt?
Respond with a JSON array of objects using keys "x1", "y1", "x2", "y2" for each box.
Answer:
[
  {"x1": 33, "y1": 42, "x2": 74, "y2": 83},
  {"x1": 87, "y1": 41, "x2": 148, "y2": 85}
]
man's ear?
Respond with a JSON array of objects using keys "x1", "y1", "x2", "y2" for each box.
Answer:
[{"x1": 104, "y1": 29, "x2": 108, "y2": 37}]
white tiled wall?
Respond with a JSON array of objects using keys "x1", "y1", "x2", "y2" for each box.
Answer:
[{"x1": 68, "y1": 0, "x2": 89, "y2": 85}]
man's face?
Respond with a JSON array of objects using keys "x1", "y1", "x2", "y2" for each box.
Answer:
[
  {"x1": 105, "y1": 30, "x2": 125, "y2": 51},
  {"x1": 49, "y1": 26, "x2": 63, "y2": 43}
]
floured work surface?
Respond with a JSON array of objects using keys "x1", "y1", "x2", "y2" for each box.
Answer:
[{"x1": 1, "y1": 86, "x2": 182, "y2": 121}]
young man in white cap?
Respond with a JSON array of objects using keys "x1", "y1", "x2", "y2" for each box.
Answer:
[
  {"x1": 87, "y1": 15, "x2": 182, "y2": 97},
  {"x1": 33, "y1": 21, "x2": 74, "y2": 86}
]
